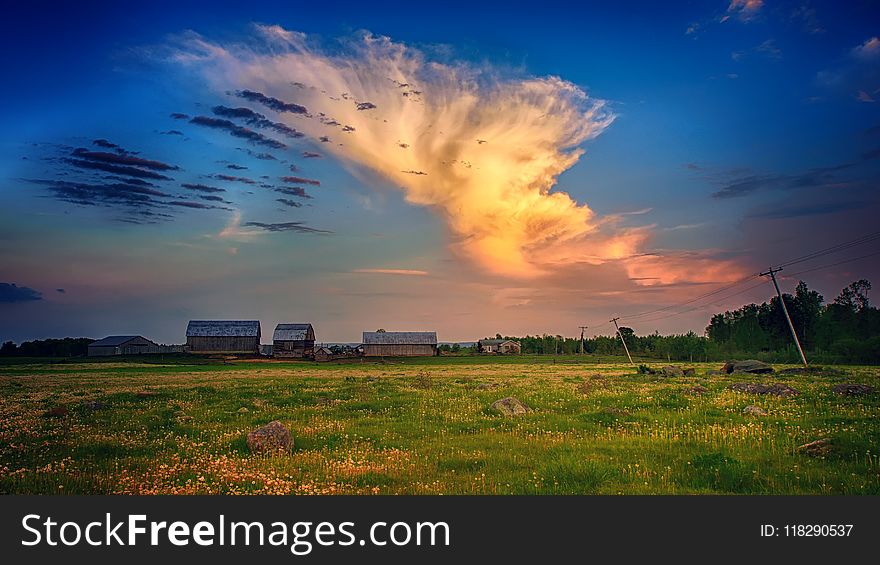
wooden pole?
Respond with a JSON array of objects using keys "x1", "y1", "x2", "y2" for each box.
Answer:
[
  {"x1": 760, "y1": 267, "x2": 808, "y2": 369},
  {"x1": 579, "y1": 326, "x2": 588, "y2": 355},
  {"x1": 610, "y1": 317, "x2": 635, "y2": 366}
]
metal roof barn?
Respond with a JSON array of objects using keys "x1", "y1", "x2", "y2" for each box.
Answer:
[
  {"x1": 272, "y1": 323, "x2": 316, "y2": 358},
  {"x1": 88, "y1": 335, "x2": 159, "y2": 356},
  {"x1": 361, "y1": 331, "x2": 438, "y2": 357},
  {"x1": 186, "y1": 320, "x2": 261, "y2": 354}
]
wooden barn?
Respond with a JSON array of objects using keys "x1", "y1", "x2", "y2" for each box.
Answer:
[
  {"x1": 478, "y1": 339, "x2": 522, "y2": 354},
  {"x1": 185, "y1": 320, "x2": 260, "y2": 354},
  {"x1": 361, "y1": 331, "x2": 438, "y2": 357},
  {"x1": 88, "y1": 335, "x2": 159, "y2": 356},
  {"x1": 272, "y1": 323, "x2": 316, "y2": 358},
  {"x1": 314, "y1": 346, "x2": 334, "y2": 362}
]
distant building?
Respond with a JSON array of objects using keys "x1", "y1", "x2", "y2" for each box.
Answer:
[
  {"x1": 314, "y1": 346, "x2": 334, "y2": 362},
  {"x1": 185, "y1": 320, "x2": 261, "y2": 354},
  {"x1": 362, "y1": 331, "x2": 438, "y2": 357},
  {"x1": 273, "y1": 323, "x2": 316, "y2": 358},
  {"x1": 478, "y1": 339, "x2": 521, "y2": 354},
  {"x1": 260, "y1": 344, "x2": 274, "y2": 356},
  {"x1": 88, "y1": 335, "x2": 159, "y2": 357}
]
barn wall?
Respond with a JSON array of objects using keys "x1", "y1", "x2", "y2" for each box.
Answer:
[
  {"x1": 186, "y1": 336, "x2": 259, "y2": 353},
  {"x1": 88, "y1": 346, "x2": 117, "y2": 357},
  {"x1": 363, "y1": 344, "x2": 437, "y2": 357},
  {"x1": 273, "y1": 340, "x2": 315, "y2": 358}
]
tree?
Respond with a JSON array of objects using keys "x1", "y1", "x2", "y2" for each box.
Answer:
[
  {"x1": 834, "y1": 279, "x2": 871, "y2": 312},
  {"x1": 0, "y1": 341, "x2": 17, "y2": 356}
]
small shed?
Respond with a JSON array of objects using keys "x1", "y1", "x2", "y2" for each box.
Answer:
[
  {"x1": 186, "y1": 320, "x2": 261, "y2": 354},
  {"x1": 362, "y1": 331, "x2": 438, "y2": 357},
  {"x1": 314, "y1": 346, "x2": 334, "y2": 362},
  {"x1": 88, "y1": 335, "x2": 159, "y2": 356},
  {"x1": 478, "y1": 339, "x2": 522, "y2": 354},
  {"x1": 272, "y1": 323, "x2": 316, "y2": 358}
]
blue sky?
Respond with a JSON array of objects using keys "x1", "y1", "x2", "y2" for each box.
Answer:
[{"x1": 1, "y1": 0, "x2": 879, "y2": 343}]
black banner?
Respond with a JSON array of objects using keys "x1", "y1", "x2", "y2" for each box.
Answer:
[{"x1": 0, "y1": 496, "x2": 876, "y2": 563}]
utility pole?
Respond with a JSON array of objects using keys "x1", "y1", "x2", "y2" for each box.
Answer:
[
  {"x1": 579, "y1": 326, "x2": 588, "y2": 355},
  {"x1": 760, "y1": 267, "x2": 808, "y2": 369},
  {"x1": 610, "y1": 317, "x2": 634, "y2": 366}
]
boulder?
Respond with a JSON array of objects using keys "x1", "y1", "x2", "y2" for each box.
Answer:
[
  {"x1": 683, "y1": 368, "x2": 696, "y2": 376},
  {"x1": 832, "y1": 384, "x2": 874, "y2": 396},
  {"x1": 44, "y1": 406, "x2": 68, "y2": 418},
  {"x1": 729, "y1": 383, "x2": 799, "y2": 397},
  {"x1": 743, "y1": 405, "x2": 768, "y2": 416},
  {"x1": 246, "y1": 421, "x2": 293, "y2": 454},
  {"x1": 797, "y1": 438, "x2": 833, "y2": 458},
  {"x1": 82, "y1": 400, "x2": 105, "y2": 411},
  {"x1": 237, "y1": 407, "x2": 250, "y2": 413},
  {"x1": 491, "y1": 397, "x2": 530, "y2": 417},
  {"x1": 722, "y1": 360, "x2": 774, "y2": 374},
  {"x1": 660, "y1": 366, "x2": 685, "y2": 378}
]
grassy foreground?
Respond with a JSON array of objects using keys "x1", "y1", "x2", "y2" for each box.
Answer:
[{"x1": 0, "y1": 355, "x2": 877, "y2": 494}]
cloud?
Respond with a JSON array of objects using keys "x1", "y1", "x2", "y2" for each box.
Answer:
[
  {"x1": 817, "y1": 37, "x2": 880, "y2": 99},
  {"x1": 711, "y1": 163, "x2": 853, "y2": 198},
  {"x1": 274, "y1": 186, "x2": 311, "y2": 198},
  {"x1": 226, "y1": 164, "x2": 248, "y2": 170},
  {"x1": 276, "y1": 198, "x2": 303, "y2": 207},
  {"x1": 182, "y1": 182, "x2": 226, "y2": 193},
  {"x1": 211, "y1": 173, "x2": 256, "y2": 184},
  {"x1": 0, "y1": 283, "x2": 43, "y2": 303},
  {"x1": 281, "y1": 175, "x2": 320, "y2": 186},
  {"x1": 170, "y1": 112, "x2": 190, "y2": 120},
  {"x1": 189, "y1": 115, "x2": 287, "y2": 149},
  {"x1": 857, "y1": 90, "x2": 875, "y2": 103},
  {"x1": 71, "y1": 148, "x2": 178, "y2": 171},
  {"x1": 351, "y1": 268, "x2": 428, "y2": 276},
  {"x1": 726, "y1": 0, "x2": 764, "y2": 22},
  {"x1": 852, "y1": 37, "x2": 880, "y2": 60},
  {"x1": 173, "y1": 26, "x2": 739, "y2": 283},
  {"x1": 212, "y1": 105, "x2": 304, "y2": 139},
  {"x1": 754, "y1": 39, "x2": 782, "y2": 60},
  {"x1": 746, "y1": 200, "x2": 866, "y2": 219},
  {"x1": 244, "y1": 221, "x2": 332, "y2": 233},
  {"x1": 302, "y1": 151, "x2": 321, "y2": 158},
  {"x1": 29, "y1": 178, "x2": 171, "y2": 209},
  {"x1": 55, "y1": 288, "x2": 66, "y2": 294}
]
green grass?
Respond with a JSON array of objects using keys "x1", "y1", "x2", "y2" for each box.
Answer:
[{"x1": 0, "y1": 356, "x2": 877, "y2": 494}]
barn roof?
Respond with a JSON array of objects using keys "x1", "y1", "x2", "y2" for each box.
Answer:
[
  {"x1": 362, "y1": 331, "x2": 437, "y2": 345},
  {"x1": 89, "y1": 335, "x2": 146, "y2": 347},
  {"x1": 273, "y1": 323, "x2": 313, "y2": 341},
  {"x1": 186, "y1": 320, "x2": 260, "y2": 337}
]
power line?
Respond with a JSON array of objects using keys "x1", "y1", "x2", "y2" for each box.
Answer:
[
  {"x1": 777, "y1": 230, "x2": 880, "y2": 269},
  {"x1": 786, "y1": 249, "x2": 880, "y2": 278}
]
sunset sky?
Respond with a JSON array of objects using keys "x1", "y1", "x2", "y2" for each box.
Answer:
[{"x1": 2, "y1": 0, "x2": 879, "y2": 344}]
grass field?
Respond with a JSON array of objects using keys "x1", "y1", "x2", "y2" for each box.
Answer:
[{"x1": 1, "y1": 355, "x2": 878, "y2": 494}]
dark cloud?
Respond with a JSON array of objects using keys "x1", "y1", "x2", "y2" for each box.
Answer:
[
  {"x1": 64, "y1": 159, "x2": 173, "y2": 181},
  {"x1": 402, "y1": 170, "x2": 428, "y2": 175},
  {"x1": 244, "y1": 221, "x2": 331, "y2": 234},
  {"x1": 226, "y1": 164, "x2": 248, "y2": 170},
  {"x1": 685, "y1": 163, "x2": 700, "y2": 170},
  {"x1": 211, "y1": 174, "x2": 256, "y2": 185},
  {"x1": 170, "y1": 113, "x2": 190, "y2": 120},
  {"x1": 341, "y1": 125, "x2": 355, "y2": 132},
  {"x1": 0, "y1": 283, "x2": 42, "y2": 303},
  {"x1": 166, "y1": 200, "x2": 230, "y2": 211},
  {"x1": 30, "y1": 179, "x2": 170, "y2": 208},
  {"x1": 356, "y1": 102, "x2": 377, "y2": 111},
  {"x1": 712, "y1": 163, "x2": 854, "y2": 198},
  {"x1": 235, "y1": 90, "x2": 308, "y2": 114},
  {"x1": 56, "y1": 288, "x2": 65, "y2": 293},
  {"x1": 181, "y1": 183, "x2": 225, "y2": 193},
  {"x1": 276, "y1": 198, "x2": 303, "y2": 208},
  {"x1": 160, "y1": 130, "x2": 184, "y2": 136},
  {"x1": 212, "y1": 105, "x2": 304, "y2": 139},
  {"x1": 302, "y1": 151, "x2": 321, "y2": 158},
  {"x1": 274, "y1": 186, "x2": 312, "y2": 199},
  {"x1": 237, "y1": 148, "x2": 278, "y2": 160},
  {"x1": 93, "y1": 139, "x2": 126, "y2": 153},
  {"x1": 190, "y1": 116, "x2": 287, "y2": 149},
  {"x1": 319, "y1": 136, "x2": 331, "y2": 143},
  {"x1": 282, "y1": 176, "x2": 320, "y2": 186},
  {"x1": 198, "y1": 194, "x2": 230, "y2": 203},
  {"x1": 71, "y1": 148, "x2": 178, "y2": 171}
]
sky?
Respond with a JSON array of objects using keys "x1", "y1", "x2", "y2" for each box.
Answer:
[{"x1": 1, "y1": 0, "x2": 879, "y2": 344}]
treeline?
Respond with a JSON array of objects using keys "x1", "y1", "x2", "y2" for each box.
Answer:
[
  {"x1": 0, "y1": 338, "x2": 93, "y2": 357},
  {"x1": 482, "y1": 279, "x2": 880, "y2": 364}
]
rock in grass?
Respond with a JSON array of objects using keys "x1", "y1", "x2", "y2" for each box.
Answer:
[
  {"x1": 743, "y1": 405, "x2": 768, "y2": 416},
  {"x1": 660, "y1": 366, "x2": 684, "y2": 377},
  {"x1": 832, "y1": 383, "x2": 874, "y2": 396},
  {"x1": 136, "y1": 391, "x2": 158, "y2": 398},
  {"x1": 82, "y1": 400, "x2": 105, "y2": 411},
  {"x1": 237, "y1": 407, "x2": 250, "y2": 413},
  {"x1": 246, "y1": 421, "x2": 292, "y2": 454},
  {"x1": 685, "y1": 385, "x2": 708, "y2": 395},
  {"x1": 729, "y1": 383, "x2": 799, "y2": 397},
  {"x1": 722, "y1": 360, "x2": 774, "y2": 374},
  {"x1": 491, "y1": 397, "x2": 530, "y2": 416},
  {"x1": 797, "y1": 438, "x2": 833, "y2": 458},
  {"x1": 683, "y1": 368, "x2": 696, "y2": 376},
  {"x1": 44, "y1": 406, "x2": 68, "y2": 418}
]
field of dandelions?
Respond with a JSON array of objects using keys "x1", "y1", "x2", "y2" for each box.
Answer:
[{"x1": 1, "y1": 355, "x2": 877, "y2": 495}]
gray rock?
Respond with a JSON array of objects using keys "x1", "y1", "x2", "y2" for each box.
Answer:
[
  {"x1": 743, "y1": 405, "x2": 768, "y2": 416},
  {"x1": 683, "y1": 368, "x2": 696, "y2": 376},
  {"x1": 660, "y1": 366, "x2": 685, "y2": 377},
  {"x1": 685, "y1": 385, "x2": 708, "y2": 395},
  {"x1": 82, "y1": 400, "x2": 106, "y2": 411},
  {"x1": 246, "y1": 421, "x2": 293, "y2": 453},
  {"x1": 797, "y1": 438, "x2": 833, "y2": 457},
  {"x1": 491, "y1": 397, "x2": 530, "y2": 416},
  {"x1": 832, "y1": 384, "x2": 874, "y2": 396},
  {"x1": 722, "y1": 360, "x2": 774, "y2": 374}
]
